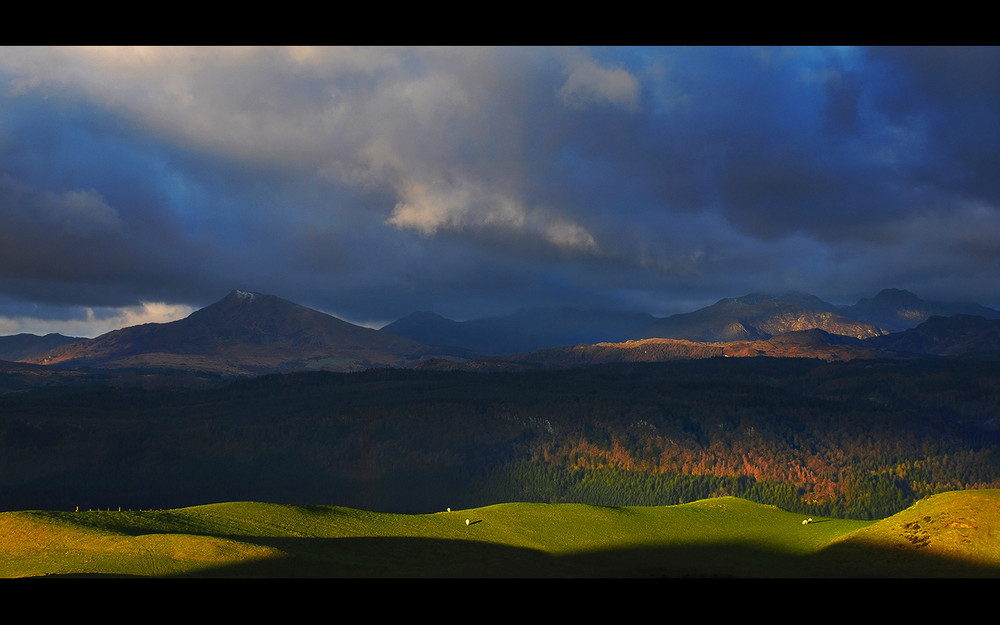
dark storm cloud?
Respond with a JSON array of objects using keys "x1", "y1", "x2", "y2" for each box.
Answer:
[
  {"x1": 0, "y1": 46, "x2": 998, "y2": 336},
  {"x1": 864, "y1": 47, "x2": 1000, "y2": 202},
  {"x1": 0, "y1": 99, "x2": 207, "y2": 340}
]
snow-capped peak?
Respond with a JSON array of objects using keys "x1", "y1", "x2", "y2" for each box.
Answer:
[{"x1": 233, "y1": 289, "x2": 258, "y2": 302}]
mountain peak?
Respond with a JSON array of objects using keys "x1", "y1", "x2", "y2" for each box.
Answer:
[
  {"x1": 870, "y1": 288, "x2": 922, "y2": 306},
  {"x1": 230, "y1": 289, "x2": 261, "y2": 302},
  {"x1": 717, "y1": 291, "x2": 835, "y2": 311},
  {"x1": 24, "y1": 289, "x2": 471, "y2": 374},
  {"x1": 189, "y1": 290, "x2": 292, "y2": 323}
]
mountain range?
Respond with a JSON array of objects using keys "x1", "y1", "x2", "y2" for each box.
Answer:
[
  {"x1": 3, "y1": 287, "x2": 1000, "y2": 520},
  {"x1": 624, "y1": 292, "x2": 884, "y2": 342},
  {"x1": 434, "y1": 315, "x2": 1000, "y2": 372},
  {"x1": 3, "y1": 287, "x2": 1000, "y2": 383},
  {"x1": 382, "y1": 288, "x2": 1000, "y2": 356}
]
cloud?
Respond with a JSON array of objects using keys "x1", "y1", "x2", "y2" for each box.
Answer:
[
  {"x1": 385, "y1": 178, "x2": 599, "y2": 254},
  {"x1": 558, "y1": 51, "x2": 641, "y2": 111},
  {"x1": 0, "y1": 45, "x2": 999, "y2": 337},
  {"x1": 43, "y1": 188, "x2": 124, "y2": 236},
  {"x1": 0, "y1": 301, "x2": 195, "y2": 338},
  {"x1": 0, "y1": 176, "x2": 129, "y2": 281}
]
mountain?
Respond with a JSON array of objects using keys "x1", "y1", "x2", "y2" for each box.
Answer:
[
  {"x1": 0, "y1": 333, "x2": 84, "y2": 362},
  {"x1": 423, "y1": 331, "x2": 887, "y2": 372},
  {"x1": 381, "y1": 307, "x2": 656, "y2": 356},
  {"x1": 842, "y1": 288, "x2": 1000, "y2": 333},
  {"x1": 422, "y1": 314, "x2": 1000, "y2": 372},
  {"x1": 630, "y1": 293, "x2": 884, "y2": 342},
  {"x1": 24, "y1": 290, "x2": 477, "y2": 375},
  {"x1": 11, "y1": 287, "x2": 1000, "y2": 379},
  {"x1": 866, "y1": 314, "x2": 1000, "y2": 356},
  {"x1": 379, "y1": 311, "x2": 465, "y2": 350}
]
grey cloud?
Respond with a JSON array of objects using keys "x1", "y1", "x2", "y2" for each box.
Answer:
[
  {"x1": 865, "y1": 47, "x2": 1000, "y2": 200},
  {"x1": 0, "y1": 46, "x2": 998, "y2": 336}
]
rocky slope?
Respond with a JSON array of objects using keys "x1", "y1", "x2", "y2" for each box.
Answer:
[{"x1": 629, "y1": 293, "x2": 885, "y2": 342}]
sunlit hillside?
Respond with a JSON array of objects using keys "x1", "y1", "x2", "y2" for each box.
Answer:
[{"x1": 2, "y1": 491, "x2": 997, "y2": 578}]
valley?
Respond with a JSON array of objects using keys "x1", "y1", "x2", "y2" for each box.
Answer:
[
  {"x1": 2, "y1": 286, "x2": 999, "y2": 576},
  {"x1": 1, "y1": 353, "x2": 998, "y2": 521}
]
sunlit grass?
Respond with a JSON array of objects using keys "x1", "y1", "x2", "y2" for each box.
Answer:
[{"x1": 1, "y1": 492, "x2": 997, "y2": 578}]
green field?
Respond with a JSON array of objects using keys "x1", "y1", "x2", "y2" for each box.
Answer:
[{"x1": 2, "y1": 490, "x2": 998, "y2": 577}]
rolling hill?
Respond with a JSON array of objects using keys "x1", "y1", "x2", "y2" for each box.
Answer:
[
  {"x1": 4, "y1": 288, "x2": 1000, "y2": 578},
  {"x1": 2, "y1": 491, "x2": 997, "y2": 578}
]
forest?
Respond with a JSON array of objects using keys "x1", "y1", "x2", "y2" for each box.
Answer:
[{"x1": 1, "y1": 354, "x2": 998, "y2": 520}]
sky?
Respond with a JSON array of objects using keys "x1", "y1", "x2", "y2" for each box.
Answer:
[{"x1": 1, "y1": 46, "x2": 999, "y2": 337}]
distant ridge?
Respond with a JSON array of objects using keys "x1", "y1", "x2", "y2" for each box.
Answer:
[
  {"x1": 0, "y1": 333, "x2": 84, "y2": 362},
  {"x1": 381, "y1": 288, "x2": 1000, "y2": 357},
  {"x1": 22, "y1": 290, "x2": 478, "y2": 375},
  {"x1": 7, "y1": 287, "x2": 1000, "y2": 379},
  {"x1": 419, "y1": 314, "x2": 1000, "y2": 371},
  {"x1": 867, "y1": 314, "x2": 1000, "y2": 356},
  {"x1": 628, "y1": 293, "x2": 884, "y2": 342},
  {"x1": 382, "y1": 307, "x2": 656, "y2": 356},
  {"x1": 379, "y1": 311, "x2": 463, "y2": 350},
  {"x1": 842, "y1": 288, "x2": 1000, "y2": 332}
]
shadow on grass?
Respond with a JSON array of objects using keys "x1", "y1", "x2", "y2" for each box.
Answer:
[{"x1": 112, "y1": 534, "x2": 1000, "y2": 578}]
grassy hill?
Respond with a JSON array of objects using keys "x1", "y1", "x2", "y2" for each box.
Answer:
[{"x1": 2, "y1": 490, "x2": 998, "y2": 578}]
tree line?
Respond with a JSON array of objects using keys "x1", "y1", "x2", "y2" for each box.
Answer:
[{"x1": 1, "y1": 356, "x2": 998, "y2": 518}]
